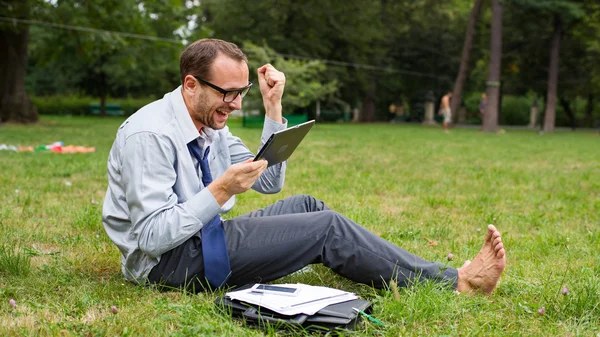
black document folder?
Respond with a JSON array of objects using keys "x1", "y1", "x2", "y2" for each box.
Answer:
[{"x1": 215, "y1": 296, "x2": 371, "y2": 332}]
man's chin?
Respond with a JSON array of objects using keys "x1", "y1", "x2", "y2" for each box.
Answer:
[{"x1": 210, "y1": 121, "x2": 227, "y2": 130}]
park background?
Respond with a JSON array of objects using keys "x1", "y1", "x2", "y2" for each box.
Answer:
[
  {"x1": 1, "y1": 0, "x2": 600, "y2": 336},
  {"x1": 2, "y1": 0, "x2": 600, "y2": 130}
]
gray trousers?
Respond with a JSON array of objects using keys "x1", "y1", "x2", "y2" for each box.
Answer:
[{"x1": 148, "y1": 194, "x2": 458, "y2": 292}]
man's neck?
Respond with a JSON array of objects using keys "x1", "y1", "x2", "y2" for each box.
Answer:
[{"x1": 181, "y1": 88, "x2": 207, "y2": 133}]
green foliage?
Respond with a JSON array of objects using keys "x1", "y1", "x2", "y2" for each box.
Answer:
[
  {"x1": 31, "y1": 96, "x2": 92, "y2": 116},
  {"x1": 571, "y1": 2, "x2": 600, "y2": 92},
  {"x1": 242, "y1": 42, "x2": 339, "y2": 113},
  {"x1": 500, "y1": 95, "x2": 535, "y2": 125},
  {"x1": 30, "y1": 96, "x2": 156, "y2": 116},
  {"x1": 26, "y1": 0, "x2": 188, "y2": 99},
  {"x1": 8, "y1": 0, "x2": 600, "y2": 125},
  {"x1": 510, "y1": 0, "x2": 585, "y2": 21},
  {"x1": 554, "y1": 96, "x2": 599, "y2": 128},
  {"x1": 203, "y1": 0, "x2": 469, "y2": 119},
  {"x1": 500, "y1": 0, "x2": 594, "y2": 94}
]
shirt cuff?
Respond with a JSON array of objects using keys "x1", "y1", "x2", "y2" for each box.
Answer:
[
  {"x1": 262, "y1": 116, "x2": 287, "y2": 144},
  {"x1": 265, "y1": 115, "x2": 287, "y2": 128},
  {"x1": 183, "y1": 187, "x2": 222, "y2": 226}
]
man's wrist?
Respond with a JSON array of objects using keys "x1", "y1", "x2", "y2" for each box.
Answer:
[
  {"x1": 208, "y1": 180, "x2": 233, "y2": 207},
  {"x1": 264, "y1": 102, "x2": 283, "y2": 123}
]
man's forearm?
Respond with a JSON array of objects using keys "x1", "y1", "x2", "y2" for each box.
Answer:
[
  {"x1": 208, "y1": 180, "x2": 234, "y2": 207},
  {"x1": 264, "y1": 102, "x2": 283, "y2": 124}
]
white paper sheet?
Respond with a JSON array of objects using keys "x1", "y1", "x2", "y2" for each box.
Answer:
[{"x1": 225, "y1": 283, "x2": 358, "y2": 316}]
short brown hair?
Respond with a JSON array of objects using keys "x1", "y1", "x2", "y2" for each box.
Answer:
[{"x1": 179, "y1": 39, "x2": 248, "y2": 84}]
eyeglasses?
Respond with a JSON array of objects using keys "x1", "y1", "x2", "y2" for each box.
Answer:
[{"x1": 194, "y1": 76, "x2": 253, "y2": 103}]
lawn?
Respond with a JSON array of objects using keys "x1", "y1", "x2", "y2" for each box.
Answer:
[{"x1": 1, "y1": 116, "x2": 599, "y2": 336}]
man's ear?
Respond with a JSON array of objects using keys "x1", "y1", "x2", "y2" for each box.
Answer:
[{"x1": 183, "y1": 75, "x2": 197, "y2": 94}]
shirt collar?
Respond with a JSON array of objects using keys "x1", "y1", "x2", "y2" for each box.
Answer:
[
  {"x1": 170, "y1": 85, "x2": 219, "y2": 145},
  {"x1": 201, "y1": 127, "x2": 217, "y2": 142},
  {"x1": 170, "y1": 85, "x2": 201, "y2": 144}
]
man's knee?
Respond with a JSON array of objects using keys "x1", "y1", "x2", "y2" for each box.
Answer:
[
  {"x1": 289, "y1": 194, "x2": 328, "y2": 212},
  {"x1": 317, "y1": 210, "x2": 357, "y2": 233}
]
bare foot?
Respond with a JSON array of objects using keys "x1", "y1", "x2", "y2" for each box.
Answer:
[{"x1": 456, "y1": 224, "x2": 506, "y2": 294}]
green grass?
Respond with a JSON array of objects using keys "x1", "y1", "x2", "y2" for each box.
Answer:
[{"x1": 1, "y1": 116, "x2": 599, "y2": 336}]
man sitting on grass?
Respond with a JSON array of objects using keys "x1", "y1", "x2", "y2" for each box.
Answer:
[{"x1": 102, "y1": 38, "x2": 506, "y2": 294}]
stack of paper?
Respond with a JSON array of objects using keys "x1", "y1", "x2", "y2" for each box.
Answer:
[{"x1": 225, "y1": 284, "x2": 357, "y2": 316}]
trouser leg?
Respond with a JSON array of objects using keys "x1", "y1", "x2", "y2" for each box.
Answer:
[
  {"x1": 234, "y1": 194, "x2": 330, "y2": 218},
  {"x1": 148, "y1": 194, "x2": 457, "y2": 291},
  {"x1": 224, "y1": 195, "x2": 457, "y2": 289}
]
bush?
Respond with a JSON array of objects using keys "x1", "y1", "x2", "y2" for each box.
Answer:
[
  {"x1": 500, "y1": 95, "x2": 531, "y2": 125},
  {"x1": 115, "y1": 97, "x2": 156, "y2": 116},
  {"x1": 31, "y1": 96, "x2": 91, "y2": 116},
  {"x1": 463, "y1": 93, "x2": 535, "y2": 126},
  {"x1": 31, "y1": 96, "x2": 157, "y2": 116},
  {"x1": 464, "y1": 92, "x2": 483, "y2": 125}
]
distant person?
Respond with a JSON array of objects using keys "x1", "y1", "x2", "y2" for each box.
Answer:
[
  {"x1": 102, "y1": 38, "x2": 506, "y2": 295},
  {"x1": 479, "y1": 93, "x2": 487, "y2": 130},
  {"x1": 479, "y1": 93, "x2": 487, "y2": 117},
  {"x1": 529, "y1": 98, "x2": 539, "y2": 129},
  {"x1": 438, "y1": 91, "x2": 453, "y2": 133}
]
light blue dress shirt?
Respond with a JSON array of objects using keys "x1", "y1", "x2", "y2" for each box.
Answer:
[{"x1": 102, "y1": 86, "x2": 287, "y2": 283}]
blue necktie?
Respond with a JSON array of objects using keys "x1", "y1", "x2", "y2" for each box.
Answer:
[{"x1": 187, "y1": 141, "x2": 231, "y2": 289}]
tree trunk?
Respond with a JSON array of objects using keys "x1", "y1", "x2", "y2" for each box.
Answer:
[
  {"x1": 483, "y1": 0, "x2": 502, "y2": 133},
  {"x1": 98, "y1": 70, "x2": 108, "y2": 117},
  {"x1": 498, "y1": 80, "x2": 503, "y2": 124},
  {"x1": 0, "y1": 1, "x2": 39, "y2": 123},
  {"x1": 450, "y1": 0, "x2": 484, "y2": 117},
  {"x1": 543, "y1": 14, "x2": 562, "y2": 133},
  {"x1": 583, "y1": 93, "x2": 593, "y2": 128},
  {"x1": 559, "y1": 97, "x2": 576, "y2": 131},
  {"x1": 361, "y1": 80, "x2": 377, "y2": 122},
  {"x1": 100, "y1": 93, "x2": 107, "y2": 118}
]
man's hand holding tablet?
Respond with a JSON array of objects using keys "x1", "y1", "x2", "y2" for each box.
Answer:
[{"x1": 253, "y1": 120, "x2": 315, "y2": 167}]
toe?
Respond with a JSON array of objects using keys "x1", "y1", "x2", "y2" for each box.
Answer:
[
  {"x1": 497, "y1": 247, "x2": 505, "y2": 258},
  {"x1": 485, "y1": 227, "x2": 495, "y2": 241}
]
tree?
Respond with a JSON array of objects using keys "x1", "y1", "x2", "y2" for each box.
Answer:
[
  {"x1": 483, "y1": 0, "x2": 502, "y2": 133},
  {"x1": 203, "y1": 0, "x2": 389, "y2": 121},
  {"x1": 543, "y1": 13, "x2": 562, "y2": 132},
  {"x1": 553, "y1": 0, "x2": 599, "y2": 128},
  {"x1": 381, "y1": 0, "x2": 467, "y2": 121},
  {"x1": 541, "y1": 2, "x2": 584, "y2": 132},
  {"x1": 23, "y1": 0, "x2": 190, "y2": 115},
  {"x1": 508, "y1": 0, "x2": 584, "y2": 131},
  {"x1": 0, "y1": 0, "x2": 39, "y2": 123},
  {"x1": 578, "y1": 2, "x2": 600, "y2": 127},
  {"x1": 451, "y1": 0, "x2": 484, "y2": 118},
  {"x1": 242, "y1": 42, "x2": 339, "y2": 113}
]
